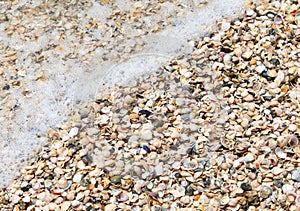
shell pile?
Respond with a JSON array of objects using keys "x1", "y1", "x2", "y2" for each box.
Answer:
[{"x1": 1, "y1": 0, "x2": 300, "y2": 210}]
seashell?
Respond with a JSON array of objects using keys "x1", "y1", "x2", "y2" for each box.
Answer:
[
  {"x1": 287, "y1": 135, "x2": 299, "y2": 148},
  {"x1": 235, "y1": 140, "x2": 250, "y2": 153},
  {"x1": 117, "y1": 192, "x2": 129, "y2": 202},
  {"x1": 274, "y1": 147, "x2": 287, "y2": 159},
  {"x1": 260, "y1": 185, "x2": 273, "y2": 199},
  {"x1": 221, "y1": 139, "x2": 234, "y2": 150},
  {"x1": 268, "y1": 155, "x2": 278, "y2": 167},
  {"x1": 287, "y1": 193, "x2": 297, "y2": 203},
  {"x1": 121, "y1": 179, "x2": 133, "y2": 189},
  {"x1": 220, "y1": 195, "x2": 230, "y2": 206},
  {"x1": 274, "y1": 15, "x2": 283, "y2": 25},
  {"x1": 57, "y1": 177, "x2": 71, "y2": 190}
]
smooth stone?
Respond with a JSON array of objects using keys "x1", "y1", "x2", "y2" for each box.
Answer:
[
  {"x1": 291, "y1": 169, "x2": 300, "y2": 182},
  {"x1": 155, "y1": 163, "x2": 164, "y2": 176},
  {"x1": 180, "y1": 195, "x2": 191, "y2": 204},
  {"x1": 140, "y1": 130, "x2": 153, "y2": 140}
]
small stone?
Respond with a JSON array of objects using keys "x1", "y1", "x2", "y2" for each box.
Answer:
[
  {"x1": 245, "y1": 94, "x2": 254, "y2": 102},
  {"x1": 244, "y1": 153, "x2": 255, "y2": 162},
  {"x1": 37, "y1": 191, "x2": 53, "y2": 203},
  {"x1": 288, "y1": 124, "x2": 297, "y2": 132},
  {"x1": 241, "y1": 183, "x2": 252, "y2": 191},
  {"x1": 246, "y1": 9, "x2": 255, "y2": 16},
  {"x1": 140, "y1": 130, "x2": 153, "y2": 140},
  {"x1": 242, "y1": 51, "x2": 252, "y2": 60},
  {"x1": 282, "y1": 184, "x2": 294, "y2": 194},
  {"x1": 105, "y1": 204, "x2": 117, "y2": 211},
  {"x1": 87, "y1": 128, "x2": 99, "y2": 136},
  {"x1": 73, "y1": 173, "x2": 82, "y2": 183},
  {"x1": 221, "y1": 22, "x2": 231, "y2": 31},
  {"x1": 273, "y1": 167, "x2": 283, "y2": 176},
  {"x1": 60, "y1": 201, "x2": 71, "y2": 211},
  {"x1": 71, "y1": 200, "x2": 80, "y2": 207},
  {"x1": 291, "y1": 169, "x2": 300, "y2": 182},
  {"x1": 11, "y1": 195, "x2": 21, "y2": 204},
  {"x1": 57, "y1": 177, "x2": 69, "y2": 189},
  {"x1": 175, "y1": 98, "x2": 185, "y2": 106},
  {"x1": 155, "y1": 163, "x2": 164, "y2": 176},
  {"x1": 69, "y1": 127, "x2": 79, "y2": 137},
  {"x1": 22, "y1": 195, "x2": 31, "y2": 203},
  {"x1": 255, "y1": 65, "x2": 266, "y2": 73},
  {"x1": 110, "y1": 175, "x2": 122, "y2": 184},
  {"x1": 180, "y1": 195, "x2": 190, "y2": 204},
  {"x1": 66, "y1": 191, "x2": 75, "y2": 201}
]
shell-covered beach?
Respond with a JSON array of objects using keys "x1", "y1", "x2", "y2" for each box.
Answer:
[{"x1": 1, "y1": 0, "x2": 300, "y2": 210}]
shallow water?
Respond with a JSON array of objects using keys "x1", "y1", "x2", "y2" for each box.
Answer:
[{"x1": 0, "y1": 0, "x2": 246, "y2": 187}]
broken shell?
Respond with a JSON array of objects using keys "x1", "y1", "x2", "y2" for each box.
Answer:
[
  {"x1": 220, "y1": 195, "x2": 230, "y2": 206},
  {"x1": 221, "y1": 139, "x2": 234, "y2": 150},
  {"x1": 234, "y1": 140, "x2": 250, "y2": 153},
  {"x1": 121, "y1": 179, "x2": 133, "y2": 189},
  {"x1": 274, "y1": 147, "x2": 287, "y2": 159}
]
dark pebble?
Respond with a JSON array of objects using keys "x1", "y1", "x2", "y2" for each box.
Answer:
[
  {"x1": 174, "y1": 77, "x2": 180, "y2": 83},
  {"x1": 142, "y1": 145, "x2": 151, "y2": 153},
  {"x1": 202, "y1": 178, "x2": 211, "y2": 186},
  {"x1": 164, "y1": 65, "x2": 174, "y2": 72},
  {"x1": 139, "y1": 109, "x2": 152, "y2": 117},
  {"x1": 185, "y1": 185, "x2": 195, "y2": 196},
  {"x1": 103, "y1": 168, "x2": 109, "y2": 174},
  {"x1": 81, "y1": 155, "x2": 93, "y2": 165},
  {"x1": 263, "y1": 95, "x2": 272, "y2": 101},
  {"x1": 186, "y1": 147, "x2": 193, "y2": 155},
  {"x1": 21, "y1": 184, "x2": 32, "y2": 192},
  {"x1": 136, "y1": 93, "x2": 144, "y2": 98},
  {"x1": 274, "y1": 179, "x2": 284, "y2": 188},
  {"x1": 241, "y1": 182, "x2": 252, "y2": 191},
  {"x1": 2, "y1": 84, "x2": 10, "y2": 90},
  {"x1": 246, "y1": 167, "x2": 257, "y2": 172},
  {"x1": 13, "y1": 104, "x2": 20, "y2": 110},
  {"x1": 80, "y1": 178, "x2": 90, "y2": 187},
  {"x1": 174, "y1": 172, "x2": 182, "y2": 178},
  {"x1": 110, "y1": 175, "x2": 122, "y2": 184},
  {"x1": 269, "y1": 28, "x2": 276, "y2": 35},
  {"x1": 262, "y1": 71, "x2": 269, "y2": 78},
  {"x1": 109, "y1": 147, "x2": 115, "y2": 154},
  {"x1": 45, "y1": 174, "x2": 54, "y2": 180}
]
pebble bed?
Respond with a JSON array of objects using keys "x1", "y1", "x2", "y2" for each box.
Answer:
[{"x1": 1, "y1": 0, "x2": 300, "y2": 210}]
